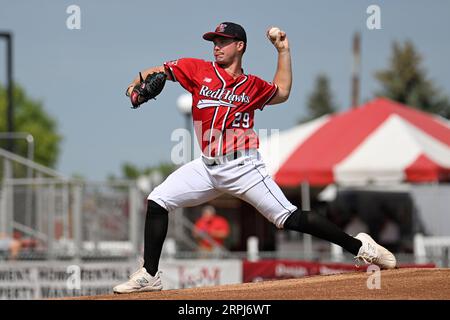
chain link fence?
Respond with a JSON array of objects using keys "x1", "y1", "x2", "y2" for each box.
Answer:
[{"x1": 0, "y1": 148, "x2": 144, "y2": 260}]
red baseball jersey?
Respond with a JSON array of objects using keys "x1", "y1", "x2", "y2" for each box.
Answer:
[{"x1": 164, "y1": 58, "x2": 277, "y2": 157}]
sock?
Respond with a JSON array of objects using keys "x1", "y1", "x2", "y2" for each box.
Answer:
[
  {"x1": 143, "y1": 200, "x2": 169, "y2": 276},
  {"x1": 283, "y1": 210, "x2": 362, "y2": 255}
]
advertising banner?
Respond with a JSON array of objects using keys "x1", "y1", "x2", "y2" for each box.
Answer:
[
  {"x1": 0, "y1": 259, "x2": 242, "y2": 299},
  {"x1": 243, "y1": 259, "x2": 435, "y2": 282}
]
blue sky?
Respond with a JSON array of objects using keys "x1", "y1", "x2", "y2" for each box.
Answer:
[{"x1": 1, "y1": 0, "x2": 449, "y2": 180}]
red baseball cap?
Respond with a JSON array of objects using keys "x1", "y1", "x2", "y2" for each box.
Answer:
[{"x1": 203, "y1": 22, "x2": 247, "y2": 43}]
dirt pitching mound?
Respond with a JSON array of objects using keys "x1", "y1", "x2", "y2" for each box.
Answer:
[{"x1": 75, "y1": 268, "x2": 450, "y2": 300}]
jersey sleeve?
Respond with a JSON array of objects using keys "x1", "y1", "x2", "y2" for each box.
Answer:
[
  {"x1": 252, "y1": 77, "x2": 278, "y2": 111},
  {"x1": 163, "y1": 58, "x2": 203, "y2": 93}
]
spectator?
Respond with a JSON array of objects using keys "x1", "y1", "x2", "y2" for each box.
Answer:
[
  {"x1": 192, "y1": 205, "x2": 230, "y2": 252},
  {"x1": 0, "y1": 233, "x2": 22, "y2": 260}
]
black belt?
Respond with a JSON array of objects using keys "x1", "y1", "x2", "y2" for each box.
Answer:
[{"x1": 202, "y1": 151, "x2": 244, "y2": 166}]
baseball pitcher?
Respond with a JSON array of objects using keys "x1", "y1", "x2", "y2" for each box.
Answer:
[{"x1": 114, "y1": 22, "x2": 396, "y2": 294}]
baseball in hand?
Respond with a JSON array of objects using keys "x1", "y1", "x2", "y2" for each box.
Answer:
[{"x1": 268, "y1": 27, "x2": 281, "y2": 40}]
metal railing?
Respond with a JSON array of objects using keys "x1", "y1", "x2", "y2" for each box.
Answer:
[
  {"x1": 0, "y1": 148, "x2": 144, "y2": 260},
  {"x1": 1, "y1": 147, "x2": 230, "y2": 261},
  {"x1": 414, "y1": 233, "x2": 450, "y2": 267}
]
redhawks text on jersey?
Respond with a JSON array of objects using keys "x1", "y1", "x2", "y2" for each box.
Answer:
[{"x1": 164, "y1": 58, "x2": 278, "y2": 157}]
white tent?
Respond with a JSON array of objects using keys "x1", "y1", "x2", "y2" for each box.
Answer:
[{"x1": 259, "y1": 98, "x2": 450, "y2": 187}]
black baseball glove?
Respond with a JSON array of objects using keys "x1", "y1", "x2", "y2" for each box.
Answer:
[{"x1": 127, "y1": 72, "x2": 167, "y2": 109}]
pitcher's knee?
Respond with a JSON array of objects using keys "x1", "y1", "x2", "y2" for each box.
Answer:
[
  {"x1": 274, "y1": 209, "x2": 298, "y2": 229},
  {"x1": 282, "y1": 209, "x2": 304, "y2": 231},
  {"x1": 147, "y1": 200, "x2": 169, "y2": 216}
]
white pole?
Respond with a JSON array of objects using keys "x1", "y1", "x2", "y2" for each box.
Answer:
[
  {"x1": 47, "y1": 183, "x2": 55, "y2": 259},
  {"x1": 72, "y1": 183, "x2": 83, "y2": 261},
  {"x1": 25, "y1": 134, "x2": 34, "y2": 229},
  {"x1": 129, "y1": 185, "x2": 140, "y2": 258},
  {"x1": 0, "y1": 158, "x2": 13, "y2": 235},
  {"x1": 247, "y1": 236, "x2": 259, "y2": 262},
  {"x1": 301, "y1": 181, "x2": 313, "y2": 260},
  {"x1": 62, "y1": 182, "x2": 69, "y2": 240},
  {"x1": 5, "y1": 159, "x2": 14, "y2": 237},
  {"x1": 301, "y1": 181, "x2": 311, "y2": 211}
]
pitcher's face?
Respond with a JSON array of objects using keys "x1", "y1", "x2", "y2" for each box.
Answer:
[{"x1": 212, "y1": 37, "x2": 244, "y2": 66}]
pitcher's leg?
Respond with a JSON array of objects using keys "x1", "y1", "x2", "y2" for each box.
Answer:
[
  {"x1": 145, "y1": 158, "x2": 221, "y2": 274},
  {"x1": 283, "y1": 210, "x2": 362, "y2": 255},
  {"x1": 285, "y1": 211, "x2": 396, "y2": 269},
  {"x1": 149, "y1": 158, "x2": 222, "y2": 211},
  {"x1": 240, "y1": 175, "x2": 396, "y2": 268},
  {"x1": 143, "y1": 200, "x2": 169, "y2": 276},
  {"x1": 237, "y1": 175, "x2": 297, "y2": 228},
  {"x1": 239, "y1": 175, "x2": 361, "y2": 255},
  {"x1": 114, "y1": 159, "x2": 222, "y2": 293}
]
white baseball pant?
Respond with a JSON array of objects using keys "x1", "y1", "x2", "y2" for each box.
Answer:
[{"x1": 148, "y1": 149, "x2": 297, "y2": 228}]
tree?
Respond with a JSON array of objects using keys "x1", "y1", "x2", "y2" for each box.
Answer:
[
  {"x1": 121, "y1": 163, "x2": 141, "y2": 180},
  {"x1": 0, "y1": 83, "x2": 62, "y2": 168},
  {"x1": 375, "y1": 40, "x2": 450, "y2": 118},
  {"x1": 299, "y1": 74, "x2": 337, "y2": 123},
  {"x1": 109, "y1": 161, "x2": 177, "y2": 181}
]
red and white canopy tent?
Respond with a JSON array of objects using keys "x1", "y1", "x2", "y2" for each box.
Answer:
[{"x1": 259, "y1": 98, "x2": 450, "y2": 187}]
